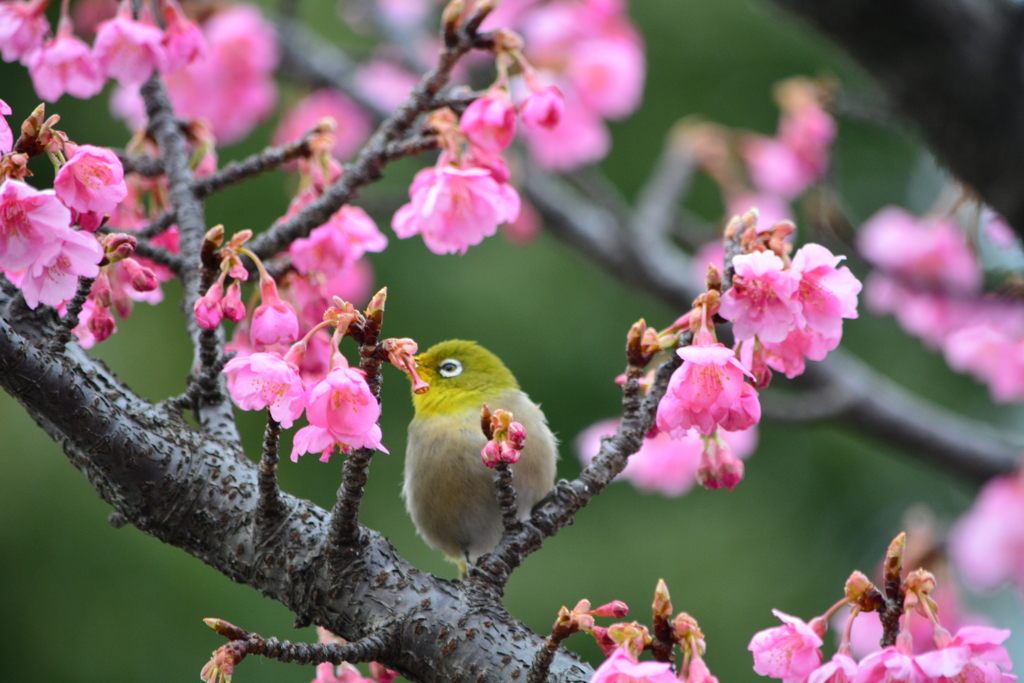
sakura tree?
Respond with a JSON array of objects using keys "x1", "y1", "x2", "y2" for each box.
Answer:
[{"x1": 1, "y1": 1, "x2": 1023, "y2": 683}]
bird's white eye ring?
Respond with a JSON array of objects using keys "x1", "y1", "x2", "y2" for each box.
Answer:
[{"x1": 438, "y1": 359, "x2": 462, "y2": 378}]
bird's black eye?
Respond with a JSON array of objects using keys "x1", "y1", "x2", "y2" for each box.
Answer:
[{"x1": 438, "y1": 359, "x2": 463, "y2": 378}]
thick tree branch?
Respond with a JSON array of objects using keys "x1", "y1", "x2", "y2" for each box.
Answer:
[{"x1": 765, "y1": 0, "x2": 1024, "y2": 239}]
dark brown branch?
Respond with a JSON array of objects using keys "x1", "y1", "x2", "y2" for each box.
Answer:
[
  {"x1": 117, "y1": 151, "x2": 165, "y2": 177},
  {"x1": 248, "y1": 17, "x2": 495, "y2": 261},
  {"x1": 765, "y1": 0, "x2": 1024, "y2": 240},
  {"x1": 207, "y1": 619, "x2": 396, "y2": 666},
  {"x1": 528, "y1": 624, "x2": 575, "y2": 683},
  {"x1": 137, "y1": 210, "x2": 177, "y2": 240},
  {"x1": 192, "y1": 133, "x2": 319, "y2": 199},
  {"x1": 50, "y1": 277, "x2": 93, "y2": 353},
  {"x1": 132, "y1": 238, "x2": 183, "y2": 274},
  {"x1": 522, "y1": 163, "x2": 1023, "y2": 482},
  {"x1": 493, "y1": 462, "x2": 521, "y2": 535},
  {"x1": 140, "y1": 75, "x2": 237, "y2": 441}
]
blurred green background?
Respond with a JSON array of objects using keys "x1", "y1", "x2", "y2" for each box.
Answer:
[{"x1": 1, "y1": 0, "x2": 1021, "y2": 681}]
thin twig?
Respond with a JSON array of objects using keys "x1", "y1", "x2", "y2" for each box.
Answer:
[
  {"x1": 137, "y1": 210, "x2": 178, "y2": 240},
  {"x1": 206, "y1": 618, "x2": 394, "y2": 666},
  {"x1": 117, "y1": 151, "x2": 165, "y2": 177},
  {"x1": 493, "y1": 462, "x2": 521, "y2": 534},
  {"x1": 141, "y1": 74, "x2": 237, "y2": 441},
  {"x1": 132, "y1": 238, "x2": 183, "y2": 274},
  {"x1": 255, "y1": 414, "x2": 285, "y2": 535},
  {"x1": 50, "y1": 277, "x2": 94, "y2": 353},
  {"x1": 192, "y1": 133, "x2": 320, "y2": 199}
]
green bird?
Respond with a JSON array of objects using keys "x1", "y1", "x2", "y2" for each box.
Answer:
[{"x1": 403, "y1": 340, "x2": 558, "y2": 576}]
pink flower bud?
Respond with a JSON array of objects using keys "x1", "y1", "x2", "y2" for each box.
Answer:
[
  {"x1": 101, "y1": 232, "x2": 137, "y2": 263},
  {"x1": 88, "y1": 304, "x2": 116, "y2": 343},
  {"x1": 507, "y1": 421, "x2": 527, "y2": 450},
  {"x1": 221, "y1": 281, "x2": 246, "y2": 322},
  {"x1": 160, "y1": 0, "x2": 206, "y2": 73},
  {"x1": 121, "y1": 257, "x2": 158, "y2": 292},
  {"x1": 460, "y1": 90, "x2": 517, "y2": 152},
  {"x1": 590, "y1": 601, "x2": 629, "y2": 619},
  {"x1": 369, "y1": 662, "x2": 398, "y2": 683},
  {"x1": 499, "y1": 440, "x2": 521, "y2": 464},
  {"x1": 92, "y1": 273, "x2": 113, "y2": 308},
  {"x1": 481, "y1": 439, "x2": 502, "y2": 467},
  {"x1": 195, "y1": 281, "x2": 224, "y2": 330},
  {"x1": 696, "y1": 434, "x2": 745, "y2": 491},
  {"x1": 521, "y1": 86, "x2": 564, "y2": 129},
  {"x1": 250, "y1": 277, "x2": 300, "y2": 348}
]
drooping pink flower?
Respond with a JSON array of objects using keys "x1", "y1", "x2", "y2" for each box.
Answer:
[
  {"x1": 221, "y1": 281, "x2": 245, "y2": 322},
  {"x1": 687, "y1": 653, "x2": 720, "y2": 683},
  {"x1": 290, "y1": 365, "x2": 387, "y2": 461},
  {"x1": 808, "y1": 654, "x2": 858, "y2": 683},
  {"x1": 591, "y1": 647, "x2": 677, "y2": 683},
  {"x1": 289, "y1": 206, "x2": 387, "y2": 278},
  {"x1": 576, "y1": 418, "x2": 758, "y2": 497},
  {"x1": 656, "y1": 332, "x2": 761, "y2": 438},
  {"x1": 460, "y1": 90, "x2": 517, "y2": 152},
  {"x1": 857, "y1": 207, "x2": 981, "y2": 295},
  {"x1": 853, "y1": 647, "x2": 926, "y2": 683},
  {"x1": 54, "y1": 144, "x2": 128, "y2": 215},
  {"x1": 520, "y1": 85, "x2": 564, "y2": 129},
  {"x1": 19, "y1": 227, "x2": 103, "y2": 309},
  {"x1": 749, "y1": 609, "x2": 824, "y2": 683},
  {"x1": 0, "y1": 98, "x2": 14, "y2": 156},
  {"x1": 743, "y1": 137, "x2": 818, "y2": 201},
  {"x1": 0, "y1": 179, "x2": 71, "y2": 272},
  {"x1": 194, "y1": 280, "x2": 224, "y2": 330},
  {"x1": 789, "y1": 244, "x2": 861, "y2": 337},
  {"x1": 160, "y1": 0, "x2": 206, "y2": 73},
  {"x1": 92, "y1": 0, "x2": 166, "y2": 86},
  {"x1": 273, "y1": 89, "x2": 372, "y2": 162},
  {"x1": 0, "y1": 0, "x2": 49, "y2": 63},
  {"x1": 70, "y1": 297, "x2": 116, "y2": 347},
  {"x1": 222, "y1": 352, "x2": 306, "y2": 428},
  {"x1": 719, "y1": 250, "x2": 801, "y2": 343},
  {"x1": 27, "y1": 17, "x2": 105, "y2": 102},
  {"x1": 949, "y1": 474, "x2": 1024, "y2": 594},
  {"x1": 250, "y1": 277, "x2": 300, "y2": 349},
  {"x1": 696, "y1": 432, "x2": 745, "y2": 491},
  {"x1": 392, "y1": 164, "x2": 520, "y2": 255},
  {"x1": 521, "y1": 91, "x2": 610, "y2": 172}
]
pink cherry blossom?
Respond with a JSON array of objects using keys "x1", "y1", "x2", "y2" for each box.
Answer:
[
  {"x1": 194, "y1": 281, "x2": 224, "y2": 330},
  {"x1": 761, "y1": 326, "x2": 841, "y2": 379},
  {"x1": 222, "y1": 352, "x2": 306, "y2": 428},
  {"x1": 0, "y1": 98, "x2": 13, "y2": 156},
  {"x1": 857, "y1": 207, "x2": 981, "y2": 295},
  {"x1": 289, "y1": 206, "x2": 387, "y2": 278},
  {"x1": 353, "y1": 59, "x2": 418, "y2": 111},
  {"x1": 696, "y1": 432, "x2": 745, "y2": 490},
  {"x1": 71, "y1": 297, "x2": 116, "y2": 348},
  {"x1": 743, "y1": 136, "x2": 818, "y2": 201},
  {"x1": 790, "y1": 244, "x2": 861, "y2": 337},
  {"x1": 719, "y1": 250, "x2": 801, "y2": 343},
  {"x1": 111, "y1": 4, "x2": 279, "y2": 144},
  {"x1": 250, "y1": 277, "x2": 300, "y2": 349},
  {"x1": 0, "y1": 179, "x2": 71, "y2": 272},
  {"x1": 521, "y1": 85, "x2": 564, "y2": 129},
  {"x1": 0, "y1": 0, "x2": 49, "y2": 63},
  {"x1": 577, "y1": 418, "x2": 759, "y2": 496},
  {"x1": 687, "y1": 654, "x2": 720, "y2": 683},
  {"x1": 273, "y1": 89, "x2": 372, "y2": 162},
  {"x1": 27, "y1": 17, "x2": 105, "y2": 102},
  {"x1": 949, "y1": 474, "x2": 1024, "y2": 593},
  {"x1": 749, "y1": 609, "x2": 824, "y2": 683},
  {"x1": 460, "y1": 91, "x2": 517, "y2": 152},
  {"x1": 392, "y1": 164, "x2": 520, "y2": 255},
  {"x1": 221, "y1": 281, "x2": 245, "y2": 322},
  {"x1": 567, "y1": 35, "x2": 645, "y2": 120},
  {"x1": 54, "y1": 144, "x2": 128, "y2": 215},
  {"x1": 160, "y1": 0, "x2": 206, "y2": 73},
  {"x1": 93, "y1": 0, "x2": 166, "y2": 86},
  {"x1": 656, "y1": 332, "x2": 761, "y2": 437},
  {"x1": 521, "y1": 91, "x2": 610, "y2": 172},
  {"x1": 290, "y1": 366, "x2": 387, "y2": 462},
  {"x1": 591, "y1": 647, "x2": 678, "y2": 683},
  {"x1": 853, "y1": 647, "x2": 925, "y2": 683},
  {"x1": 943, "y1": 324, "x2": 1024, "y2": 403},
  {"x1": 809, "y1": 654, "x2": 858, "y2": 683},
  {"x1": 19, "y1": 227, "x2": 103, "y2": 309}
]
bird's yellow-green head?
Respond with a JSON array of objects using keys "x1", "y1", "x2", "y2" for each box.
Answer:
[{"x1": 410, "y1": 340, "x2": 519, "y2": 418}]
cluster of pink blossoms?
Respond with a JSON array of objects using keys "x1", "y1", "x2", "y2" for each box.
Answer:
[
  {"x1": 0, "y1": 103, "x2": 167, "y2": 342},
  {"x1": 111, "y1": 3, "x2": 278, "y2": 145},
  {"x1": 483, "y1": 0, "x2": 646, "y2": 171},
  {"x1": 750, "y1": 538, "x2": 1014, "y2": 683},
  {"x1": 857, "y1": 204, "x2": 1024, "y2": 402},
  {"x1": 392, "y1": 46, "x2": 567, "y2": 254},
  {"x1": 0, "y1": 0, "x2": 206, "y2": 103}
]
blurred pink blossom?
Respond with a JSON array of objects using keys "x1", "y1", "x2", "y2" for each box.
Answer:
[
  {"x1": 567, "y1": 35, "x2": 644, "y2": 119},
  {"x1": 949, "y1": 474, "x2": 1024, "y2": 594},
  {"x1": 0, "y1": 0, "x2": 49, "y2": 63},
  {"x1": 353, "y1": 59, "x2": 418, "y2": 112},
  {"x1": 0, "y1": 98, "x2": 13, "y2": 155},
  {"x1": 460, "y1": 90, "x2": 517, "y2": 153},
  {"x1": 273, "y1": 89, "x2": 372, "y2": 161},
  {"x1": 520, "y1": 85, "x2": 564, "y2": 129},
  {"x1": 591, "y1": 648, "x2": 677, "y2": 683},
  {"x1": 27, "y1": 17, "x2": 105, "y2": 102},
  {"x1": 808, "y1": 653, "x2": 857, "y2": 683},
  {"x1": 92, "y1": 0, "x2": 166, "y2": 85},
  {"x1": 289, "y1": 206, "x2": 387, "y2": 278},
  {"x1": 160, "y1": 0, "x2": 206, "y2": 73},
  {"x1": 520, "y1": 92, "x2": 610, "y2": 172}
]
